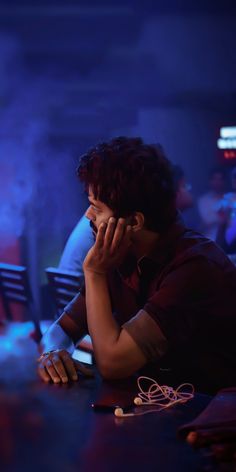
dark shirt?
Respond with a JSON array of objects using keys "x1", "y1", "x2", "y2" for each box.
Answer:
[{"x1": 64, "y1": 217, "x2": 236, "y2": 394}]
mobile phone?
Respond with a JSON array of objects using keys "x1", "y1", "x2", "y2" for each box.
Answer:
[
  {"x1": 91, "y1": 381, "x2": 136, "y2": 413},
  {"x1": 91, "y1": 398, "x2": 133, "y2": 413}
]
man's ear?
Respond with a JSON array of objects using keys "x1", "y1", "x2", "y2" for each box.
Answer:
[{"x1": 126, "y1": 212, "x2": 145, "y2": 232}]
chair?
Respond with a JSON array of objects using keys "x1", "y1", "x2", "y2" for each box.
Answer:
[
  {"x1": 45, "y1": 267, "x2": 82, "y2": 317},
  {"x1": 0, "y1": 262, "x2": 42, "y2": 342},
  {"x1": 45, "y1": 267, "x2": 93, "y2": 363}
]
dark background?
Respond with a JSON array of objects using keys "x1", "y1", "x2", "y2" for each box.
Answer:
[{"x1": 0, "y1": 0, "x2": 236, "y2": 312}]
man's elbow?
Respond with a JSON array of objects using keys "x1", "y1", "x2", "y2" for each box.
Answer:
[{"x1": 97, "y1": 355, "x2": 135, "y2": 380}]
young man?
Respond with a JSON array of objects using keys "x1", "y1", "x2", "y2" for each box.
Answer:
[{"x1": 38, "y1": 137, "x2": 236, "y2": 393}]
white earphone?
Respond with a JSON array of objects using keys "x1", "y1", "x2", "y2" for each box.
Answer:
[
  {"x1": 134, "y1": 397, "x2": 143, "y2": 405},
  {"x1": 114, "y1": 397, "x2": 143, "y2": 417},
  {"x1": 113, "y1": 376, "x2": 194, "y2": 418},
  {"x1": 114, "y1": 408, "x2": 135, "y2": 417}
]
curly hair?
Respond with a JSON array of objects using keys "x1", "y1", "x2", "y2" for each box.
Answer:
[{"x1": 77, "y1": 137, "x2": 177, "y2": 233}]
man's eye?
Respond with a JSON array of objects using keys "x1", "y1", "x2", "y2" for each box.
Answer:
[{"x1": 91, "y1": 205, "x2": 99, "y2": 213}]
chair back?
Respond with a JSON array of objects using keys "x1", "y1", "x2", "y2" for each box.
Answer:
[
  {"x1": 0, "y1": 263, "x2": 33, "y2": 320},
  {"x1": 0, "y1": 262, "x2": 42, "y2": 341},
  {"x1": 45, "y1": 267, "x2": 81, "y2": 316}
]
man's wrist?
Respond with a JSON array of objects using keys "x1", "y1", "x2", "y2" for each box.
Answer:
[
  {"x1": 37, "y1": 350, "x2": 58, "y2": 362},
  {"x1": 84, "y1": 268, "x2": 107, "y2": 278},
  {"x1": 39, "y1": 323, "x2": 74, "y2": 355}
]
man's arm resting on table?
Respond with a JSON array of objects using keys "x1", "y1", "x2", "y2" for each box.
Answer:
[
  {"x1": 84, "y1": 271, "x2": 157, "y2": 379},
  {"x1": 97, "y1": 327, "x2": 148, "y2": 380}
]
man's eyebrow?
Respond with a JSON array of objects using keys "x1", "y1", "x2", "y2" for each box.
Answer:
[{"x1": 88, "y1": 196, "x2": 100, "y2": 207}]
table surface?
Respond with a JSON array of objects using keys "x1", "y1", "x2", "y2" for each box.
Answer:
[{"x1": 0, "y1": 323, "x2": 212, "y2": 472}]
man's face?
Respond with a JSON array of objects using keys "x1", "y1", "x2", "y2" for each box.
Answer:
[{"x1": 85, "y1": 188, "x2": 114, "y2": 237}]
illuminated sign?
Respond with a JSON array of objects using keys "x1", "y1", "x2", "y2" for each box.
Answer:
[
  {"x1": 217, "y1": 126, "x2": 236, "y2": 159},
  {"x1": 218, "y1": 138, "x2": 236, "y2": 149}
]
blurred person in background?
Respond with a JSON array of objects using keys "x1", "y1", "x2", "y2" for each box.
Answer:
[
  {"x1": 197, "y1": 167, "x2": 226, "y2": 240},
  {"x1": 216, "y1": 166, "x2": 236, "y2": 258},
  {"x1": 172, "y1": 164, "x2": 193, "y2": 212}
]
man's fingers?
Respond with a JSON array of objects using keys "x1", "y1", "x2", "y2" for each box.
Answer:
[
  {"x1": 37, "y1": 350, "x2": 79, "y2": 383},
  {"x1": 37, "y1": 365, "x2": 51, "y2": 383},
  {"x1": 111, "y1": 219, "x2": 131, "y2": 252},
  {"x1": 103, "y1": 217, "x2": 116, "y2": 247},
  {"x1": 38, "y1": 354, "x2": 94, "y2": 383},
  {"x1": 50, "y1": 352, "x2": 69, "y2": 383},
  {"x1": 60, "y1": 351, "x2": 78, "y2": 381},
  {"x1": 113, "y1": 225, "x2": 132, "y2": 258},
  {"x1": 73, "y1": 359, "x2": 94, "y2": 377},
  {"x1": 95, "y1": 221, "x2": 107, "y2": 248},
  {"x1": 111, "y1": 218, "x2": 125, "y2": 248},
  {"x1": 44, "y1": 358, "x2": 61, "y2": 383}
]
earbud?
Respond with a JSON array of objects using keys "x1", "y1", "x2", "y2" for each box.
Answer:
[
  {"x1": 113, "y1": 377, "x2": 194, "y2": 419},
  {"x1": 114, "y1": 397, "x2": 142, "y2": 417},
  {"x1": 134, "y1": 397, "x2": 142, "y2": 406},
  {"x1": 114, "y1": 408, "x2": 134, "y2": 417},
  {"x1": 114, "y1": 397, "x2": 143, "y2": 417}
]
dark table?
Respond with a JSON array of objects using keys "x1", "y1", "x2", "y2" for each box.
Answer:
[{"x1": 0, "y1": 336, "x2": 212, "y2": 472}]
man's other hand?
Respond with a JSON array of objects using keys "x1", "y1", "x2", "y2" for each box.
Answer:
[{"x1": 37, "y1": 349, "x2": 93, "y2": 383}]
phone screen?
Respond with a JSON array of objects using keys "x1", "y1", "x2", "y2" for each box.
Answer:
[{"x1": 91, "y1": 396, "x2": 133, "y2": 412}]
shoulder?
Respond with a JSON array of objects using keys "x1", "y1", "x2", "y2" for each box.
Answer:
[
  {"x1": 163, "y1": 229, "x2": 234, "y2": 283},
  {"x1": 184, "y1": 232, "x2": 230, "y2": 264}
]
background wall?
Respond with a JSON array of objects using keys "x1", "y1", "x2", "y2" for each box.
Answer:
[{"x1": 0, "y1": 0, "x2": 235, "y2": 312}]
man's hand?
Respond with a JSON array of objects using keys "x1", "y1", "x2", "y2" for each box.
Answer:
[
  {"x1": 83, "y1": 217, "x2": 132, "y2": 275},
  {"x1": 37, "y1": 349, "x2": 93, "y2": 383}
]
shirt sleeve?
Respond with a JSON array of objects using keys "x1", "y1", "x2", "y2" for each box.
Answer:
[
  {"x1": 123, "y1": 309, "x2": 168, "y2": 362},
  {"x1": 123, "y1": 256, "x2": 219, "y2": 363},
  {"x1": 62, "y1": 291, "x2": 88, "y2": 343}
]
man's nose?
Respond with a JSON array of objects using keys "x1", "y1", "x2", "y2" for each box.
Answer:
[
  {"x1": 85, "y1": 207, "x2": 95, "y2": 221},
  {"x1": 85, "y1": 209, "x2": 92, "y2": 220}
]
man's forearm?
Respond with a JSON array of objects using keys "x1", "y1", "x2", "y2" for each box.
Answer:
[
  {"x1": 39, "y1": 310, "x2": 88, "y2": 354},
  {"x1": 84, "y1": 271, "x2": 146, "y2": 378},
  {"x1": 84, "y1": 271, "x2": 121, "y2": 366},
  {"x1": 39, "y1": 290, "x2": 90, "y2": 354}
]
